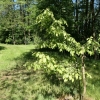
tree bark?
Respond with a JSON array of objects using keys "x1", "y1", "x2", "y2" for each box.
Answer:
[{"x1": 81, "y1": 55, "x2": 86, "y2": 100}]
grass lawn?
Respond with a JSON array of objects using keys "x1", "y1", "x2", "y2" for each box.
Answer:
[
  {"x1": 0, "y1": 43, "x2": 100, "y2": 100},
  {"x1": 0, "y1": 43, "x2": 34, "y2": 70}
]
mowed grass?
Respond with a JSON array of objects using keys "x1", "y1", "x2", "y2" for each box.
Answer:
[{"x1": 0, "y1": 43, "x2": 34, "y2": 71}]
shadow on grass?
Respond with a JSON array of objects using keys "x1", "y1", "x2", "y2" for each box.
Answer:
[
  {"x1": 86, "y1": 59, "x2": 100, "y2": 83},
  {"x1": 86, "y1": 59, "x2": 100, "y2": 99},
  {"x1": 0, "y1": 46, "x2": 6, "y2": 50},
  {"x1": 14, "y1": 48, "x2": 59, "y2": 64},
  {"x1": 0, "y1": 48, "x2": 70, "y2": 100},
  {"x1": 19, "y1": 51, "x2": 100, "y2": 100},
  {"x1": 0, "y1": 63, "x2": 59, "y2": 100}
]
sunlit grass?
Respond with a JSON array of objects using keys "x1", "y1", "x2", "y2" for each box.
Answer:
[{"x1": 0, "y1": 43, "x2": 34, "y2": 70}]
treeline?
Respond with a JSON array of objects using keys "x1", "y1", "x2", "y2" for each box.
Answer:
[
  {"x1": 0, "y1": 0, "x2": 100, "y2": 45},
  {"x1": 0, "y1": 0, "x2": 37, "y2": 44}
]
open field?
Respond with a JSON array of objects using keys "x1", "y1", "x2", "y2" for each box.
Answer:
[
  {"x1": 0, "y1": 43, "x2": 34, "y2": 70},
  {"x1": 0, "y1": 44, "x2": 100, "y2": 100}
]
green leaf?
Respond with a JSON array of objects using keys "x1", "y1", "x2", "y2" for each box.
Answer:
[
  {"x1": 75, "y1": 73, "x2": 79, "y2": 80},
  {"x1": 42, "y1": 57, "x2": 46, "y2": 63},
  {"x1": 69, "y1": 76, "x2": 73, "y2": 81},
  {"x1": 70, "y1": 51, "x2": 75, "y2": 56}
]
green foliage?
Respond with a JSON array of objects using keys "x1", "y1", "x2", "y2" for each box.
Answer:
[
  {"x1": 35, "y1": 9, "x2": 81, "y2": 56},
  {"x1": 35, "y1": 8, "x2": 100, "y2": 56},
  {"x1": 30, "y1": 52, "x2": 81, "y2": 83},
  {"x1": 84, "y1": 35, "x2": 100, "y2": 56},
  {"x1": 0, "y1": 0, "x2": 36, "y2": 44},
  {"x1": 24, "y1": 9, "x2": 82, "y2": 98},
  {"x1": 26, "y1": 8, "x2": 100, "y2": 98}
]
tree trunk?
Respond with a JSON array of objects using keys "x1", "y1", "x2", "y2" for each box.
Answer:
[
  {"x1": 24, "y1": 29, "x2": 27, "y2": 45},
  {"x1": 81, "y1": 55, "x2": 86, "y2": 100},
  {"x1": 84, "y1": 0, "x2": 88, "y2": 37},
  {"x1": 75, "y1": 0, "x2": 79, "y2": 36},
  {"x1": 12, "y1": 29, "x2": 15, "y2": 45}
]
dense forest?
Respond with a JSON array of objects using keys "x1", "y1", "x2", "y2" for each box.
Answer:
[
  {"x1": 0, "y1": 0, "x2": 100, "y2": 100},
  {"x1": 0, "y1": 0, "x2": 100, "y2": 45}
]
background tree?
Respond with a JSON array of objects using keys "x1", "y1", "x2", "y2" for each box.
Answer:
[{"x1": 0, "y1": 0, "x2": 37, "y2": 44}]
